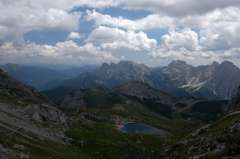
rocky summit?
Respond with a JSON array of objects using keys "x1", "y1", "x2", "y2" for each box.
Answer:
[
  {"x1": 54, "y1": 60, "x2": 240, "y2": 100},
  {"x1": 160, "y1": 60, "x2": 240, "y2": 99}
]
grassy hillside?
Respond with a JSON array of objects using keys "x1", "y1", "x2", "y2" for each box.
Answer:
[{"x1": 167, "y1": 110, "x2": 240, "y2": 158}]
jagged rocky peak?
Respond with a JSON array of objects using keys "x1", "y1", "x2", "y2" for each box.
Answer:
[
  {"x1": 168, "y1": 60, "x2": 190, "y2": 67},
  {"x1": 221, "y1": 60, "x2": 235, "y2": 66},
  {"x1": 214, "y1": 60, "x2": 238, "y2": 70},
  {"x1": 97, "y1": 60, "x2": 151, "y2": 78},
  {"x1": 163, "y1": 60, "x2": 194, "y2": 74},
  {"x1": 211, "y1": 61, "x2": 219, "y2": 66},
  {"x1": 118, "y1": 60, "x2": 135, "y2": 65},
  {"x1": 101, "y1": 62, "x2": 110, "y2": 68}
]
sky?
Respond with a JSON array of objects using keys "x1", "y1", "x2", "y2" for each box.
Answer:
[{"x1": 1, "y1": 0, "x2": 240, "y2": 66}]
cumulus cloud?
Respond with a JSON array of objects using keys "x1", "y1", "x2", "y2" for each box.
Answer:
[
  {"x1": 1, "y1": 0, "x2": 240, "y2": 66},
  {"x1": 87, "y1": 26, "x2": 157, "y2": 51},
  {"x1": 197, "y1": 8, "x2": 240, "y2": 51},
  {"x1": 0, "y1": 1, "x2": 81, "y2": 43},
  {"x1": 118, "y1": 0, "x2": 240, "y2": 16},
  {"x1": 67, "y1": 32, "x2": 82, "y2": 40},
  {"x1": 11, "y1": 0, "x2": 239, "y2": 17},
  {"x1": 161, "y1": 28, "x2": 199, "y2": 51},
  {"x1": 85, "y1": 7, "x2": 240, "y2": 57},
  {"x1": 0, "y1": 41, "x2": 115, "y2": 65},
  {"x1": 85, "y1": 10, "x2": 174, "y2": 30}
]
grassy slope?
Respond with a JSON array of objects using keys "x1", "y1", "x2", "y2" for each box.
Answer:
[
  {"x1": 167, "y1": 108, "x2": 240, "y2": 159},
  {"x1": 49, "y1": 89, "x2": 202, "y2": 158},
  {"x1": 66, "y1": 122, "x2": 165, "y2": 159},
  {"x1": 0, "y1": 124, "x2": 91, "y2": 159}
]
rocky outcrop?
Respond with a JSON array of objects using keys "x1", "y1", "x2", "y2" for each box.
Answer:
[
  {"x1": 0, "y1": 102, "x2": 66, "y2": 142},
  {"x1": 0, "y1": 68, "x2": 67, "y2": 159}
]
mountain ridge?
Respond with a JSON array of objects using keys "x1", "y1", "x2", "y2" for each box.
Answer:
[
  {"x1": 52, "y1": 60, "x2": 240, "y2": 100},
  {"x1": 0, "y1": 63, "x2": 96, "y2": 90},
  {"x1": 161, "y1": 60, "x2": 240, "y2": 99}
]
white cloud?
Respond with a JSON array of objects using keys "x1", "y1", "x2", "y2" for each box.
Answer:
[
  {"x1": 0, "y1": 41, "x2": 115, "y2": 65},
  {"x1": 67, "y1": 32, "x2": 82, "y2": 40},
  {"x1": 161, "y1": 28, "x2": 199, "y2": 51},
  {"x1": 118, "y1": 0, "x2": 240, "y2": 16},
  {"x1": 86, "y1": 10, "x2": 174, "y2": 30},
  {"x1": 197, "y1": 8, "x2": 240, "y2": 51},
  {"x1": 87, "y1": 26, "x2": 157, "y2": 51},
  {"x1": 10, "y1": 0, "x2": 239, "y2": 17},
  {"x1": 1, "y1": 1, "x2": 240, "y2": 66},
  {"x1": 0, "y1": 1, "x2": 81, "y2": 43}
]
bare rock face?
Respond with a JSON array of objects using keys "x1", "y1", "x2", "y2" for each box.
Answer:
[
  {"x1": 161, "y1": 60, "x2": 240, "y2": 99},
  {"x1": 0, "y1": 103, "x2": 67, "y2": 142},
  {"x1": 0, "y1": 68, "x2": 67, "y2": 158}
]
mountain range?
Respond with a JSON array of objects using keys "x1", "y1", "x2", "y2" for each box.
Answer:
[
  {"x1": 1, "y1": 64, "x2": 240, "y2": 158},
  {"x1": 47, "y1": 60, "x2": 240, "y2": 100},
  {"x1": 161, "y1": 60, "x2": 240, "y2": 99},
  {"x1": 0, "y1": 63, "x2": 96, "y2": 90}
]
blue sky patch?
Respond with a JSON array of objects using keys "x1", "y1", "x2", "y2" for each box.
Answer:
[{"x1": 24, "y1": 30, "x2": 69, "y2": 45}]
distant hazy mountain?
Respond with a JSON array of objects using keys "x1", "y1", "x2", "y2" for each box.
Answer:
[
  {"x1": 1, "y1": 63, "x2": 96, "y2": 90},
  {"x1": 0, "y1": 68, "x2": 48, "y2": 104},
  {"x1": 4, "y1": 60, "x2": 240, "y2": 99},
  {"x1": 58, "y1": 60, "x2": 240, "y2": 99},
  {"x1": 160, "y1": 60, "x2": 240, "y2": 99}
]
